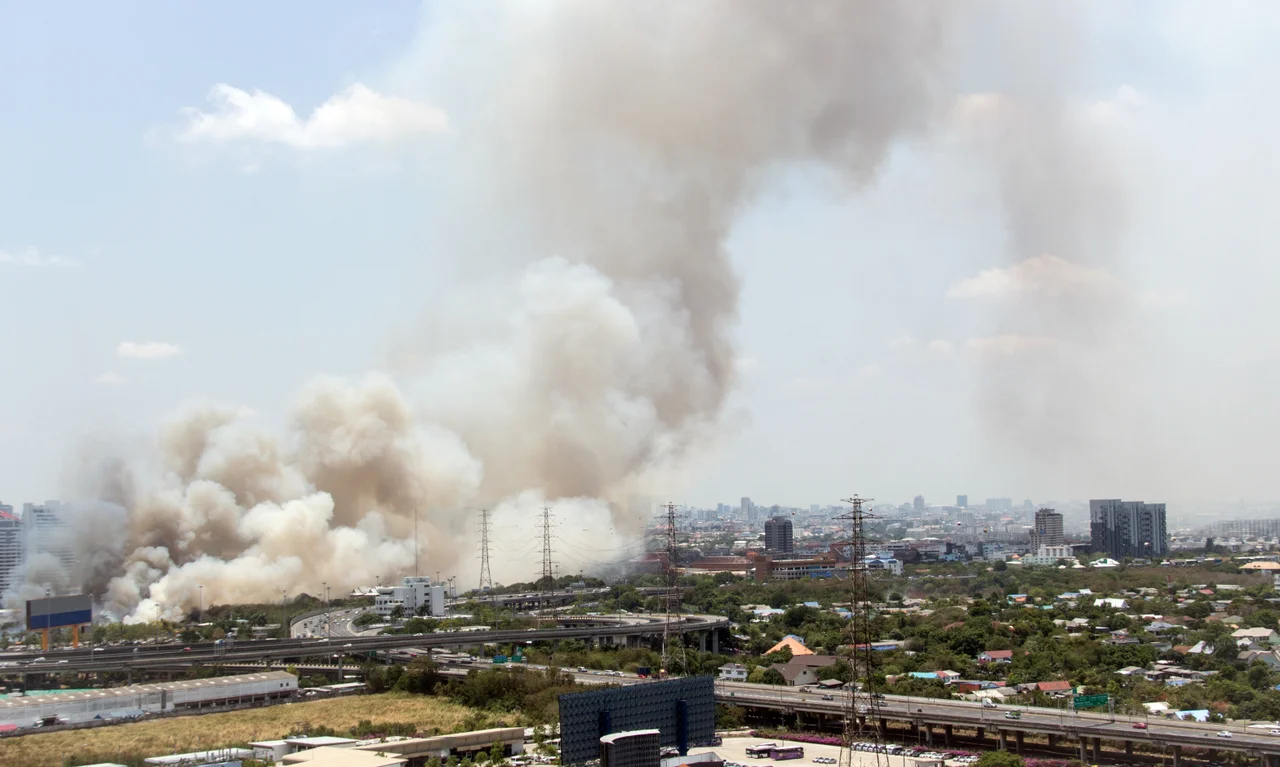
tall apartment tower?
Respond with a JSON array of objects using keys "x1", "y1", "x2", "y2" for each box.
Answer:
[
  {"x1": 764, "y1": 516, "x2": 794, "y2": 554},
  {"x1": 0, "y1": 505, "x2": 20, "y2": 596},
  {"x1": 741, "y1": 497, "x2": 757, "y2": 523},
  {"x1": 1030, "y1": 508, "x2": 1065, "y2": 550},
  {"x1": 957, "y1": 495, "x2": 968, "y2": 508},
  {"x1": 1090, "y1": 499, "x2": 1167, "y2": 559}
]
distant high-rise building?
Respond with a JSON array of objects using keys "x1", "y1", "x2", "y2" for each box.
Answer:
[
  {"x1": 1090, "y1": 499, "x2": 1167, "y2": 559},
  {"x1": 764, "y1": 516, "x2": 794, "y2": 554},
  {"x1": 0, "y1": 504, "x2": 20, "y2": 596},
  {"x1": 23, "y1": 501, "x2": 76, "y2": 579},
  {"x1": 742, "y1": 497, "x2": 757, "y2": 523},
  {"x1": 1030, "y1": 508, "x2": 1064, "y2": 550},
  {"x1": 912, "y1": 495, "x2": 925, "y2": 513},
  {"x1": 986, "y1": 498, "x2": 1013, "y2": 513},
  {"x1": 956, "y1": 495, "x2": 968, "y2": 508}
]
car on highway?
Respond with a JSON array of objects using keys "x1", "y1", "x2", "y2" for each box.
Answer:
[
  {"x1": 1132, "y1": 722, "x2": 1148, "y2": 729},
  {"x1": 1217, "y1": 731, "x2": 1232, "y2": 738},
  {"x1": 92, "y1": 647, "x2": 105, "y2": 652},
  {"x1": 1004, "y1": 711, "x2": 1021, "y2": 720},
  {"x1": 821, "y1": 695, "x2": 834, "y2": 701},
  {"x1": 1270, "y1": 729, "x2": 1280, "y2": 736}
]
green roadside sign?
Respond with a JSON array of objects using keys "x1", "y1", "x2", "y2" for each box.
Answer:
[{"x1": 1073, "y1": 694, "x2": 1109, "y2": 710}]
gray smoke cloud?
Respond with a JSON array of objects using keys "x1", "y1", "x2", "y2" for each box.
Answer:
[{"x1": 16, "y1": 1, "x2": 1125, "y2": 618}]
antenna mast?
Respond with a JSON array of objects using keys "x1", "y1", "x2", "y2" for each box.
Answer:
[
  {"x1": 837, "y1": 496, "x2": 886, "y2": 767},
  {"x1": 478, "y1": 508, "x2": 493, "y2": 593},
  {"x1": 539, "y1": 505, "x2": 556, "y2": 586},
  {"x1": 415, "y1": 506, "x2": 420, "y2": 578}
]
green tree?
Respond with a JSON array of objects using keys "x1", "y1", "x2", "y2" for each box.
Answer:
[
  {"x1": 489, "y1": 741, "x2": 506, "y2": 764},
  {"x1": 760, "y1": 668, "x2": 788, "y2": 686},
  {"x1": 976, "y1": 751, "x2": 1024, "y2": 767},
  {"x1": 993, "y1": 560, "x2": 1008, "y2": 572}
]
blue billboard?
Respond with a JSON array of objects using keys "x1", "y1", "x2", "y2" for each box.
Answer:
[{"x1": 26, "y1": 595, "x2": 93, "y2": 630}]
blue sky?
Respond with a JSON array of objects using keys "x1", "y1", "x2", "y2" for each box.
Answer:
[{"x1": 3, "y1": 2, "x2": 1280, "y2": 519}]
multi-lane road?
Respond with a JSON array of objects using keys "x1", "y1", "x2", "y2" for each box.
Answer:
[
  {"x1": 0, "y1": 613, "x2": 728, "y2": 675},
  {"x1": 717, "y1": 682, "x2": 1280, "y2": 760}
]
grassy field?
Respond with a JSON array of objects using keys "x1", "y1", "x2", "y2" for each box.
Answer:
[{"x1": 0, "y1": 693, "x2": 513, "y2": 767}]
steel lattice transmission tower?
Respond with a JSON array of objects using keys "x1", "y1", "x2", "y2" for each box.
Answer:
[
  {"x1": 837, "y1": 496, "x2": 887, "y2": 767},
  {"x1": 478, "y1": 508, "x2": 493, "y2": 593},
  {"x1": 539, "y1": 506, "x2": 556, "y2": 586},
  {"x1": 660, "y1": 501, "x2": 687, "y2": 675}
]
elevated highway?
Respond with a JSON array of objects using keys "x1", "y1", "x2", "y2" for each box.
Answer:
[
  {"x1": 717, "y1": 681, "x2": 1280, "y2": 765},
  {"x1": 0, "y1": 614, "x2": 727, "y2": 676}
]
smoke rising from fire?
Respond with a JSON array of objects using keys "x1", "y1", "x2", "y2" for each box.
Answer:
[{"x1": 9, "y1": 1, "x2": 1127, "y2": 619}]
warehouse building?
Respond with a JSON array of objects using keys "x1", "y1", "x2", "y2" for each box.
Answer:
[{"x1": 0, "y1": 671, "x2": 297, "y2": 728}]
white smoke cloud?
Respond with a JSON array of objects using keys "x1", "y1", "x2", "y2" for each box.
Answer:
[{"x1": 38, "y1": 2, "x2": 1154, "y2": 619}]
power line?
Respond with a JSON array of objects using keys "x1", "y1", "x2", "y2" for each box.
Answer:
[{"x1": 478, "y1": 508, "x2": 493, "y2": 593}]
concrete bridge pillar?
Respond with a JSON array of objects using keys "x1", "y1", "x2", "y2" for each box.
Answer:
[
  {"x1": 926, "y1": 725, "x2": 934, "y2": 746},
  {"x1": 699, "y1": 633, "x2": 707, "y2": 652},
  {"x1": 1091, "y1": 737, "x2": 1101, "y2": 763},
  {"x1": 944, "y1": 724, "x2": 953, "y2": 745},
  {"x1": 1078, "y1": 739, "x2": 1088, "y2": 762},
  {"x1": 1207, "y1": 750, "x2": 1218, "y2": 763},
  {"x1": 1172, "y1": 745, "x2": 1182, "y2": 767},
  {"x1": 999, "y1": 731, "x2": 1008, "y2": 751},
  {"x1": 711, "y1": 631, "x2": 719, "y2": 654},
  {"x1": 1125, "y1": 740, "x2": 1133, "y2": 757},
  {"x1": 976, "y1": 727, "x2": 985, "y2": 742},
  {"x1": 1015, "y1": 731, "x2": 1024, "y2": 754},
  {"x1": 1047, "y1": 734, "x2": 1057, "y2": 748}
]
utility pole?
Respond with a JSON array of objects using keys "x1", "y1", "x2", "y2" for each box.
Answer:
[
  {"x1": 539, "y1": 506, "x2": 556, "y2": 587},
  {"x1": 836, "y1": 496, "x2": 886, "y2": 767},
  {"x1": 478, "y1": 508, "x2": 493, "y2": 593}
]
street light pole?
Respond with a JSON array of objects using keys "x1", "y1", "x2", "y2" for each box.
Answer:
[
  {"x1": 198, "y1": 585, "x2": 204, "y2": 625},
  {"x1": 281, "y1": 590, "x2": 287, "y2": 638}
]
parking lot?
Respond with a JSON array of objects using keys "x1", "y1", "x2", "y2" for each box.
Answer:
[{"x1": 690, "y1": 736, "x2": 978, "y2": 767}]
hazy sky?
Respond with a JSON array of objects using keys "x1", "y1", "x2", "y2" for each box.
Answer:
[{"x1": 3, "y1": 2, "x2": 1280, "y2": 515}]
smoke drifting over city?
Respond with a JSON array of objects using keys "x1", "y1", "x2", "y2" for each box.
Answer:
[{"x1": 9, "y1": 2, "x2": 1135, "y2": 620}]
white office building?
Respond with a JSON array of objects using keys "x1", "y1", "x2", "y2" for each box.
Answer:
[
  {"x1": 1024, "y1": 544, "x2": 1075, "y2": 567},
  {"x1": 23, "y1": 501, "x2": 76, "y2": 576},
  {"x1": 374, "y1": 576, "x2": 446, "y2": 619},
  {"x1": 0, "y1": 506, "x2": 21, "y2": 595}
]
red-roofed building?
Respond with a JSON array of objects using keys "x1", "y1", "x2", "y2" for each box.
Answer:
[{"x1": 1036, "y1": 680, "x2": 1074, "y2": 695}]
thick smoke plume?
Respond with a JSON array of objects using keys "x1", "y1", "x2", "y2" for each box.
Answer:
[{"x1": 14, "y1": 1, "x2": 1115, "y2": 619}]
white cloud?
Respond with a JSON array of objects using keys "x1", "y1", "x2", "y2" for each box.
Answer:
[
  {"x1": 117, "y1": 341, "x2": 182, "y2": 360},
  {"x1": 947, "y1": 254, "x2": 1119, "y2": 301},
  {"x1": 927, "y1": 339, "x2": 954, "y2": 356},
  {"x1": 94, "y1": 372, "x2": 128, "y2": 386},
  {"x1": 176, "y1": 83, "x2": 449, "y2": 149},
  {"x1": 889, "y1": 336, "x2": 917, "y2": 352},
  {"x1": 0, "y1": 248, "x2": 77, "y2": 267},
  {"x1": 966, "y1": 335, "x2": 1054, "y2": 357}
]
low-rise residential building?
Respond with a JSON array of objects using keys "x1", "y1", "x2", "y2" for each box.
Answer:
[
  {"x1": 977, "y1": 650, "x2": 1014, "y2": 664},
  {"x1": 717, "y1": 663, "x2": 748, "y2": 682},
  {"x1": 770, "y1": 655, "x2": 838, "y2": 686}
]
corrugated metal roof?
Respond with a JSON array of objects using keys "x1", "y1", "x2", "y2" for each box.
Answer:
[{"x1": 0, "y1": 671, "x2": 294, "y2": 711}]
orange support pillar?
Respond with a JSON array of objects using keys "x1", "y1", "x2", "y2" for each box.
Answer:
[
  {"x1": 72, "y1": 625, "x2": 80, "y2": 648},
  {"x1": 41, "y1": 629, "x2": 49, "y2": 651}
]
